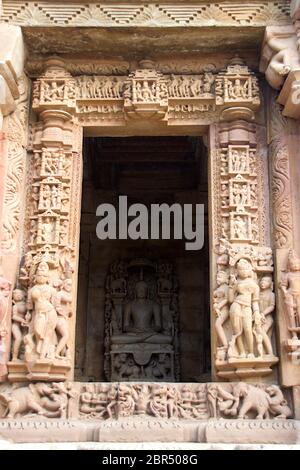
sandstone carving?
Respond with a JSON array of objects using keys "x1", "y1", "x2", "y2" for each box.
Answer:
[
  {"x1": 105, "y1": 258, "x2": 179, "y2": 382},
  {"x1": 0, "y1": 269, "x2": 12, "y2": 380},
  {"x1": 0, "y1": 382, "x2": 291, "y2": 421},
  {"x1": 214, "y1": 242, "x2": 278, "y2": 379},
  {"x1": 260, "y1": 26, "x2": 300, "y2": 90},
  {"x1": 0, "y1": 382, "x2": 74, "y2": 419},
  {"x1": 1, "y1": 2, "x2": 290, "y2": 28},
  {"x1": 280, "y1": 250, "x2": 300, "y2": 358}
]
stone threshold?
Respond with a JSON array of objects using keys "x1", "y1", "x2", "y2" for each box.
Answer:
[{"x1": 0, "y1": 418, "x2": 298, "y2": 445}]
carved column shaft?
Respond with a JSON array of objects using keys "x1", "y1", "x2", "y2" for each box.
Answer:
[
  {"x1": 8, "y1": 59, "x2": 83, "y2": 382},
  {"x1": 208, "y1": 59, "x2": 278, "y2": 382}
]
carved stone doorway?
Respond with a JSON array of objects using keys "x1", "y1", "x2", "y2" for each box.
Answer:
[{"x1": 75, "y1": 136, "x2": 210, "y2": 382}]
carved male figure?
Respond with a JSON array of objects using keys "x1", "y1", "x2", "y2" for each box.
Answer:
[
  {"x1": 0, "y1": 273, "x2": 11, "y2": 378},
  {"x1": 11, "y1": 289, "x2": 28, "y2": 360},
  {"x1": 255, "y1": 276, "x2": 275, "y2": 356},
  {"x1": 112, "y1": 280, "x2": 171, "y2": 344}
]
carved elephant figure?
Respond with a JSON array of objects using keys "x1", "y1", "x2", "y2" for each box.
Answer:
[
  {"x1": 0, "y1": 383, "x2": 61, "y2": 419},
  {"x1": 232, "y1": 382, "x2": 271, "y2": 419},
  {"x1": 111, "y1": 278, "x2": 126, "y2": 295}
]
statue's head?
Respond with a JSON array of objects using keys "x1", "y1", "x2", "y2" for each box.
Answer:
[
  {"x1": 288, "y1": 250, "x2": 300, "y2": 272},
  {"x1": 260, "y1": 276, "x2": 273, "y2": 290},
  {"x1": 236, "y1": 258, "x2": 252, "y2": 279},
  {"x1": 63, "y1": 278, "x2": 72, "y2": 293},
  {"x1": 135, "y1": 280, "x2": 148, "y2": 299},
  {"x1": 216, "y1": 270, "x2": 229, "y2": 286},
  {"x1": 12, "y1": 289, "x2": 25, "y2": 302},
  {"x1": 35, "y1": 261, "x2": 50, "y2": 284}
]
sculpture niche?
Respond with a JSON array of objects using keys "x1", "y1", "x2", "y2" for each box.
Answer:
[
  {"x1": 104, "y1": 259, "x2": 179, "y2": 381},
  {"x1": 214, "y1": 242, "x2": 278, "y2": 379}
]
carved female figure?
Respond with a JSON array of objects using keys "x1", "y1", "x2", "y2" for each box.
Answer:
[
  {"x1": 0, "y1": 274, "x2": 11, "y2": 377},
  {"x1": 214, "y1": 270, "x2": 229, "y2": 350},
  {"x1": 54, "y1": 278, "x2": 72, "y2": 358},
  {"x1": 280, "y1": 250, "x2": 300, "y2": 338},
  {"x1": 26, "y1": 261, "x2": 58, "y2": 360},
  {"x1": 228, "y1": 258, "x2": 260, "y2": 358}
]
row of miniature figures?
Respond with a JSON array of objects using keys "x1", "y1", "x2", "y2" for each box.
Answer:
[{"x1": 0, "y1": 381, "x2": 291, "y2": 421}]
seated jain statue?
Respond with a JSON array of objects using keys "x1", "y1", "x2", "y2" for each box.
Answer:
[
  {"x1": 111, "y1": 280, "x2": 172, "y2": 345},
  {"x1": 105, "y1": 259, "x2": 178, "y2": 382}
]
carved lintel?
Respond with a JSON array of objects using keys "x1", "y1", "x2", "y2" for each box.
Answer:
[{"x1": 28, "y1": 58, "x2": 262, "y2": 128}]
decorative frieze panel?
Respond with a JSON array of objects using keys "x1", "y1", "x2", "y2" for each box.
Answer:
[
  {"x1": 0, "y1": 381, "x2": 292, "y2": 421},
  {"x1": 29, "y1": 59, "x2": 261, "y2": 128},
  {"x1": 213, "y1": 124, "x2": 264, "y2": 246},
  {"x1": 1, "y1": 1, "x2": 290, "y2": 27}
]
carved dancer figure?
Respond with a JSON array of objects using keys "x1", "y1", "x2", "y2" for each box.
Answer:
[
  {"x1": 54, "y1": 278, "x2": 72, "y2": 358},
  {"x1": 280, "y1": 250, "x2": 300, "y2": 339},
  {"x1": 25, "y1": 261, "x2": 58, "y2": 360},
  {"x1": 117, "y1": 383, "x2": 137, "y2": 418},
  {"x1": 228, "y1": 259, "x2": 260, "y2": 359},
  {"x1": 233, "y1": 216, "x2": 247, "y2": 239}
]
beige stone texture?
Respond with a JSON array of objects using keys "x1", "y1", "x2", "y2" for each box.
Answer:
[{"x1": 0, "y1": 0, "x2": 299, "y2": 446}]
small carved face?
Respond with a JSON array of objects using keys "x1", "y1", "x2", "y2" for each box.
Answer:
[
  {"x1": 13, "y1": 289, "x2": 25, "y2": 302},
  {"x1": 237, "y1": 260, "x2": 252, "y2": 279},
  {"x1": 260, "y1": 276, "x2": 272, "y2": 290},
  {"x1": 35, "y1": 274, "x2": 49, "y2": 285},
  {"x1": 119, "y1": 353, "x2": 127, "y2": 363},
  {"x1": 216, "y1": 271, "x2": 228, "y2": 286},
  {"x1": 289, "y1": 259, "x2": 300, "y2": 272},
  {"x1": 63, "y1": 279, "x2": 72, "y2": 293}
]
